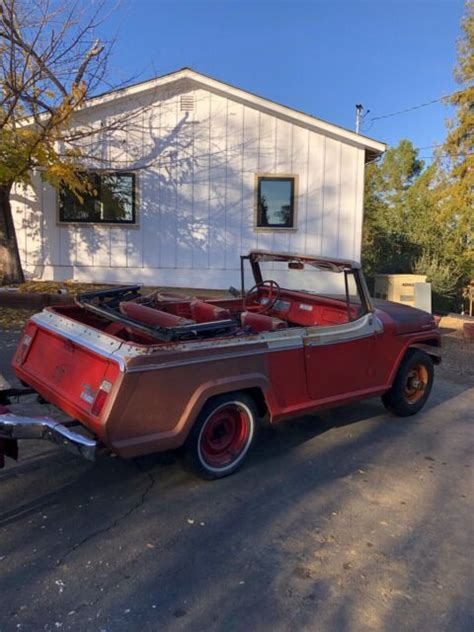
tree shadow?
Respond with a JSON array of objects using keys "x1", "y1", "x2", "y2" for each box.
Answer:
[{"x1": 1, "y1": 380, "x2": 472, "y2": 631}]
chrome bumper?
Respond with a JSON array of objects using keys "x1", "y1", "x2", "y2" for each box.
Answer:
[{"x1": 0, "y1": 414, "x2": 98, "y2": 462}]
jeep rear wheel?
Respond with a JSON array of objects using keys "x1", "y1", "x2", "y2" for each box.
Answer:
[
  {"x1": 184, "y1": 393, "x2": 257, "y2": 479},
  {"x1": 382, "y1": 349, "x2": 434, "y2": 416}
]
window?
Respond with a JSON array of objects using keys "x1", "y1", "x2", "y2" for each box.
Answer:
[
  {"x1": 256, "y1": 176, "x2": 296, "y2": 229},
  {"x1": 59, "y1": 172, "x2": 136, "y2": 224}
]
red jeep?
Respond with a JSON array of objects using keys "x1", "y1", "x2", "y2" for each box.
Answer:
[{"x1": 0, "y1": 251, "x2": 441, "y2": 479}]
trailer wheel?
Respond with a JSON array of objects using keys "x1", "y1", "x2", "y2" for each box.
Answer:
[
  {"x1": 381, "y1": 349, "x2": 434, "y2": 417},
  {"x1": 184, "y1": 393, "x2": 257, "y2": 480}
]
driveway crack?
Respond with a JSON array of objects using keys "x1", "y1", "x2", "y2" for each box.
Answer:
[{"x1": 55, "y1": 460, "x2": 155, "y2": 568}]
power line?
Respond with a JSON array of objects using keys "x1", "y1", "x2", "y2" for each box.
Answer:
[
  {"x1": 415, "y1": 152, "x2": 473, "y2": 161},
  {"x1": 415, "y1": 143, "x2": 444, "y2": 150},
  {"x1": 365, "y1": 90, "x2": 462, "y2": 124}
]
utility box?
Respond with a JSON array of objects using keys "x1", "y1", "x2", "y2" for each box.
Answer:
[{"x1": 374, "y1": 274, "x2": 428, "y2": 307}]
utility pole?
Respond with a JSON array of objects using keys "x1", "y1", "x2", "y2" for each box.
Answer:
[{"x1": 355, "y1": 104, "x2": 364, "y2": 133}]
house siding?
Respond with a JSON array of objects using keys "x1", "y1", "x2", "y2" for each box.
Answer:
[{"x1": 11, "y1": 83, "x2": 366, "y2": 289}]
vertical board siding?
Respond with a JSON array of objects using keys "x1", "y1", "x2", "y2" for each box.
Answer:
[
  {"x1": 273, "y1": 119, "x2": 293, "y2": 256},
  {"x1": 26, "y1": 177, "x2": 43, "y2": 267},
  {"x1": 13, "y1": 85, "x2": 367, "y2": 287},
  {"x1": 241, "y1": 105, "x2": 259, "y2": 257},
  {"x1": 320, "y1": 137, "x2": 340, "y2": 258},
  {"x1": 353, "y1": 148, "x2": 366, "y2": 261},
  {"x1": 256, "y1": 111, "x2": 276, "y2": 254},
  {"x1": 158, "y1": 93, "x2": 179, "y2": 268},
  {"x1": 224, "y1": 101, "x2": 244, "y2": 270},
  {"x1": 176, "y1": 91, "x2": 194, "y2": 270},
  {"x1": 208, "y1": 92, "x2": 227, "y2": 269},
  {"x1": 338, "y1": 144, "x2": 359, "y2": 259},
  {"x1": 192, "y1": 89, "x2": 211, "y2": 270}
]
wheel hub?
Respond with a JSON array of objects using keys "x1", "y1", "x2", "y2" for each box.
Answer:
[
  {"x1": 404, "y1": 364, "x2": 429, "y2": 404},
  {"x1": 200, "y1": 404, "x2": 250, "y2": 468}
]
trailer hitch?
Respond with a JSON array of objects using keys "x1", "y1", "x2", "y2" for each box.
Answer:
[
  {"x1": 0, "y1": 404, "x2": 18, "y2": 467},
  {"x1": 0, "y1": 372, "x2": 35, "y2": 406}
]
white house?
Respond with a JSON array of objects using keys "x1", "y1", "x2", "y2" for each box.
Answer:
[{"x1": 11, "y1": 68, "x2": 385, "y2": 289}]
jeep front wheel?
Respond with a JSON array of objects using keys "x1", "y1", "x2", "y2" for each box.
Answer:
[
  {"x1": 382, "y1": 349, "x2": 434, "y2": 417},
  {"x1": 184, "y1": 393, "x2": 257, "y2": 479}
]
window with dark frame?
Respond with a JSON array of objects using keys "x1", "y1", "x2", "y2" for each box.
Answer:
[
  {"x1": 59, "y1": 172, "x2": 136, "y2": 224},
  {"x1": 256, "y1": 176, "x2": 295, "y2": 229}
]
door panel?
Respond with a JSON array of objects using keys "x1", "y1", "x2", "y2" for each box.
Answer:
[{"x1": 304, "y1": 314, "x2": 379, "y2": 401}]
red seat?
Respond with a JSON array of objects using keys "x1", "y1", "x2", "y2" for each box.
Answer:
[
  {"x1": 119, "y1": 302, "x2": 194, "y2": 328},
  {"x1": 241, "y1": 312, "x2": 288, "y2": 333},
  {"x1": 190, "y1": 301, "x2": 231, "y2": 323}
]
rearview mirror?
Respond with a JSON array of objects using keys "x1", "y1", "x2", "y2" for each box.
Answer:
[{"x1": 288, "y1": 261, "x2": 304, "y2": 270}]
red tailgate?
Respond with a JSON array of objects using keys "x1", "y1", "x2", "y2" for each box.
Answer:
[{"x1": 13, "y1": 321, "x2": 120, "y2": 434}]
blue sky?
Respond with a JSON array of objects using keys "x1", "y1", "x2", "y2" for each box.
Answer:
[{"x1": 102, "y1": 0, "x2": 465, "y2": 161}]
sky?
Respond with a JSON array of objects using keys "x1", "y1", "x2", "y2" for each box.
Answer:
[{"x1": 101, "y1": 0, "x2": 466, "y2": 161}]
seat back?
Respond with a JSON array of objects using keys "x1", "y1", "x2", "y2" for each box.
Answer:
[
  {"x1": 190, "y1": 300, "x2": 231, "y2": 323},
  {"x1": 241, "y1": 312, "x2": 288, "y2": 333},
  {"x1": 119, "y1": 302, "x2": 194, "y2": 328}
]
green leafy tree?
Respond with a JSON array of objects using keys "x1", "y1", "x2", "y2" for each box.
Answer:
[
  {"x1": 363, "y1": 2, "x2": 473, "y2": 311},
  {"x1": 414, "y1": 1, "x2": 473, "y2": 309},
  {"x1": 362, "y1": 140, "x2": 427, "y2": 279}
]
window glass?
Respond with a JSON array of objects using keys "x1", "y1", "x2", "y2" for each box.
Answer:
[
  {"x1": 59, "y1": 172, "x2": 136, "y2": 224},
  {"x1": 257, "y1": 177, "x2": 295, "y2": 228}
]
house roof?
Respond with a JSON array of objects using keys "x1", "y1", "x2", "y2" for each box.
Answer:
[{"x1": 84, "y1": 67, "x2": 386, "y2": 161}]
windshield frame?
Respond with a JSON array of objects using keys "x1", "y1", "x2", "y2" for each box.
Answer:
[{"x1": 240, "y1": 252, "x2": 374, "y2": 321}]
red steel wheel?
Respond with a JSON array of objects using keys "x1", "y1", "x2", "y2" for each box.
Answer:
[
  {"x1": 199, "y1": 405, "x2": 251, "y2": 468},
  {"x1": 185, "y1": 394, "x2": 257, "y2": 479}
]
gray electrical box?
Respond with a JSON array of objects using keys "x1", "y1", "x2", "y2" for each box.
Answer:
[{"x1": 414, "y1": 282, "x2": 432, "y2": 314}]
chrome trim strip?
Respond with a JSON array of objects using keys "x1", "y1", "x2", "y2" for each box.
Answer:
[
  {"x1": 304, "y1": 313, "x2": 379, "y2": 347},
  {"x1": 126, "y1": 341, "x2": 304, "y2": 373},
  {"x1": 0, "y1": 414, "x2": 97, "y2": 461},
  {"x1": 31, "y1": 313, "x2": 126, "y2": 371}
]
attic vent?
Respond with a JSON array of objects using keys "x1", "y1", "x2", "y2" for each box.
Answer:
[{"x1": 180, "y1": 94, "x2": 194, "y2": 112}]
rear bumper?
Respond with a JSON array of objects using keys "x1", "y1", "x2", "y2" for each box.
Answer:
[{"x1": 0, "y1": 413, "x2": 98, "y2": 464}]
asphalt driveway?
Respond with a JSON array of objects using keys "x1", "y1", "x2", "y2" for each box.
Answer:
[{"x1": 0, "y1": 329, "x2": 473, "y2": 632}]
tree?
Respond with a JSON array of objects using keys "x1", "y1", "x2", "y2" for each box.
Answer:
[
  {"x1": 362, "y1": 140, "x2": 427, "y2": 279},
  {"x1": 0, "y1": 0, "x2": 121, "y2": 283},
  {"x1": 363, "y1": 2, "x2": 473, "y2": 311},
  {"x1": 440, "y1": 1, "x2": 473, "y2": 275},
  {"x1": 414, "y1": 1, "x2": 473, "y2": 310}
]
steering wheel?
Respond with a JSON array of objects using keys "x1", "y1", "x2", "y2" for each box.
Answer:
[{"x1": 243, "y1": 280, "x2": 281, "y2": 314}]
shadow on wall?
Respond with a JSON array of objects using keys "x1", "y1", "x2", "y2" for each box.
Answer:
[{"x1": 11, "y1": 85, "x2": 340, "y2": 286}]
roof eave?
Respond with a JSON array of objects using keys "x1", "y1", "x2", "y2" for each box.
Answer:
[{"x1": 82, "y1": 68, "x2": 386, "y2": 156}]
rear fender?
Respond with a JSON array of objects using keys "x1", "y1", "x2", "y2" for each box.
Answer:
[
  {"x1": 169, "y1": 373, "x2": 272, "y2": 441},
  {"x1": 110, "y1": 373, "x2": 272, "y2": 457}
]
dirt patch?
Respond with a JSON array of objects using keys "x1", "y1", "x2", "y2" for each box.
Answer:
[
  {"x1": 0, "y1": 308, "x2": 37, "y2": 330},
  {"x1": 436, "y1": 316, "x2": 474, "y2": 385}
]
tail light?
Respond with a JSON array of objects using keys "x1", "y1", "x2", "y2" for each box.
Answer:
[
  {"x1": 91, "y1": 380, "x2": 113, "y2": 417},
  {"x1": 16, "y1": 333, "x2": 34, "y2": 365}
]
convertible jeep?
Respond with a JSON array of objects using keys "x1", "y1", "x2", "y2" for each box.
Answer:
[{"x1": 0, "y1": 251, "x2": 441, "y2": 479}]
